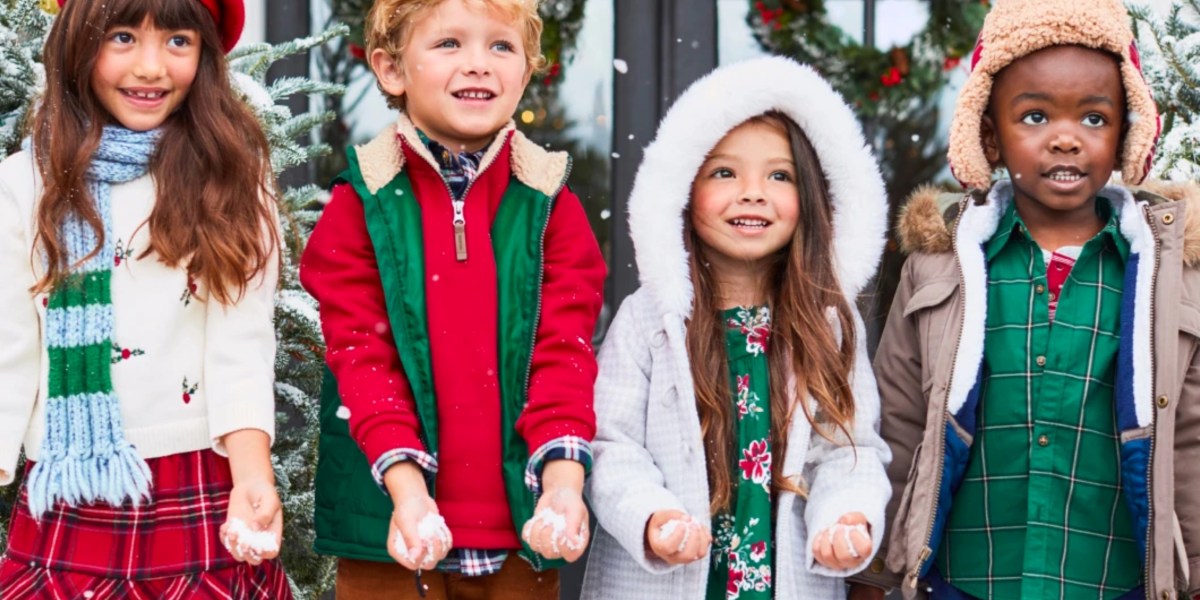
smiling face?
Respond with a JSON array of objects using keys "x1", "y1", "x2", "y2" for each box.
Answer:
[
  {"x1": 982, "y1": 45, "x2": 1125, "y2": 219},
  {"x1": 370, "y1": 0, "x2": 530, "y2": 152},
  {"x1": 91, "y1": 16, "x2": 200, "y2": 132},
  {"x1": 690, "y1": 119, "x2": 801, "y2": 276}
]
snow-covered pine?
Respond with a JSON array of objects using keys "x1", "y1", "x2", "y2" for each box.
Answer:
[
  {"x1": 1131, "y1": 0, "x2": 1200, "y2": 180},
  {"x1": 0, "y1": 0, "x2": 50, "y2": 156},
  {"x1": 228, "y1": 23, "x2": 348, "y2": 599},
  {"x1": 0, "y1": 3, "x2": 346, "y2": 595}
]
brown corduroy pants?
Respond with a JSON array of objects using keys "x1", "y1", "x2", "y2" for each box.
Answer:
[{"x1": 334, "y1": 556, "x2": 560, "y2": 600}]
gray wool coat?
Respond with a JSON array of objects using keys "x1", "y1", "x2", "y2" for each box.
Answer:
[{"x1": 580, "y1": 56, "x2": 893, "y2": 599}]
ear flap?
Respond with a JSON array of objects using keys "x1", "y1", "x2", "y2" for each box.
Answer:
[{"x1": 980, "y1": 113, "x2": 1001, "y2": 167}]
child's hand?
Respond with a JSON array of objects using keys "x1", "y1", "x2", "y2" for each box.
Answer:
[
  {"x1": 384, "y1": 462, "x2": 452, "y2": 570},
  {"x1": 522, "y1": 487, "x2": 590, "y2": 562},
  {"x1": 389, "y1": 493, "x2": 452, "y2": 570},
  {"x1": 522, "y1": 460, "x2": 589, "y2": 562},
  {"x1": 812, "y1": 512, "x2": 872, "y2": 571},
  {"x1": 644, "y1": 510, "x2": 711, "y2": 565},
  {"x1": 221, "y1": 477, "x2": 283, "y2": 565}
]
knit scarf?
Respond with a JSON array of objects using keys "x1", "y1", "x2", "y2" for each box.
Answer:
[{"x1": 26, "y1": 126, "x2": 159, "y2": 517}]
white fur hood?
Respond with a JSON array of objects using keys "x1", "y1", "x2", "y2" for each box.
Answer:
[{"x1": 627, "y1": 56, "x2": 888, "y2": 317}]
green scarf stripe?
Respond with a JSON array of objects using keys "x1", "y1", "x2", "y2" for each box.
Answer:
[
  {"x1": 47, "y1": 271, "x2": 112, "y2": 310},
  {"x1": 47, "y1": 342, "x2": 113, "y2": 398}
]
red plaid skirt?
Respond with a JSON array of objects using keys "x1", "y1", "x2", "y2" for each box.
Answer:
[{"x1": 0, "y1": 450, "x2": 291, "y2": 599}]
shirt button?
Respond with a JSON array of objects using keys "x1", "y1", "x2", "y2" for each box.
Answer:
[
  {"x1": 1037, "y1": 434, "x2": 1049, "y2": 447},
  {"x1": 1036, "y1": 355, "x2": 1047, "y2": 367},
  {"x1": 1035, "y1": 284, "x2": 1045, "y2": 294}
]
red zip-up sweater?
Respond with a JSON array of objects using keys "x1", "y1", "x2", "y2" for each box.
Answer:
[{"x1": 300, "y1": 124, "x2": 605, "y2": 548}]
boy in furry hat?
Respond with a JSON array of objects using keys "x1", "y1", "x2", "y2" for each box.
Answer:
[
  {"x1": 850, "y1": 0, "x2": 1200, "y2": 598},
  {"x1": 300, "y1": 0, "x2": 606, "y2": 597}
]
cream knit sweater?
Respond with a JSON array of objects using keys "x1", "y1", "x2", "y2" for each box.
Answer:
[{"x1": 0, "y1": 150, "x2": 278, "y2": 486}]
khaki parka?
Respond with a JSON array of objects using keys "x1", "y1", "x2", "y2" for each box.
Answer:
[{"x1": 852, "y1": 181, "x2": 1200, "y2": 600}]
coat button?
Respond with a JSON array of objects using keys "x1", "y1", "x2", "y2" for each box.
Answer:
[
  {"x1": 1036, "y1": 355, "x2": 1047, "y2": 367},
  {"x1": 1158, "y1": 395, "x2": 1170, "y2": 408},
  {"x1": 869, "y1": 557, "x2": 885, "y2": 573},
  {"x1": 1035, "y1": 284, "x2": 1045, "y2": 295},
  {"x1": 1163, "y1": 212, "x2": 1176, "y2": 225},
  {"x1": 1037, "y1": 434, "x2": 1050, "y2": 447}
]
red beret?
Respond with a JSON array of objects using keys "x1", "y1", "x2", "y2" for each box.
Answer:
[{"x1": 56, "y1": 0, "x2": 244, "y2": 53}]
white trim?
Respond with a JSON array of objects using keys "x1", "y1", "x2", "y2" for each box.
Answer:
[{"x1": 627, "y1": 56, "x2": 888, "y2": 317}]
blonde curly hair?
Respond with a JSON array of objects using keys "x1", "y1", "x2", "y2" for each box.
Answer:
[{"x1": 366, "y1": 0, "x2": 546, "y2": 109}]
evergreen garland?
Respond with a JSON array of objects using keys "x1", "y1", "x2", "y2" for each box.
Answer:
[
  {"x1": 1131, "y1": 0, "x2": 1200, "y2": 180},
  {"x1": 0, "y1": 1, "x2": 347, "y2": 596}
]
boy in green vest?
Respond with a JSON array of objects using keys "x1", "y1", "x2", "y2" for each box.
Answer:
[{"x1": 299, "y1": 0, "x2": 607, "y2": 597}]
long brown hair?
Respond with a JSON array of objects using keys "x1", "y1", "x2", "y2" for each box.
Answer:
[
  {"x1": 686, "y1": 112, "x2": 858, "y2": 513},
  {"x1": 32, "y1": 0, "x2": 277, "y2": 304}
]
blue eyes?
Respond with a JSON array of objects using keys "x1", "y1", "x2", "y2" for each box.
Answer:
[{"x1": 434, "y1": 39, "x2": 516, "y2": 52}]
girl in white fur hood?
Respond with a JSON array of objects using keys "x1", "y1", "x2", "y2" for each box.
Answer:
[{"x1": 581, "y1": 56, "x2": 892, "y2": 599}]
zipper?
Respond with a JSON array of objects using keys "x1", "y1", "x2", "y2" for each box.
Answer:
[
  {"x1": 1141, "y1": 203, "x2": 1161, "y2": 600},
  {"x1": 397, "y1": 135, "x2": 497, "y2": 262},
  {"x1": 519, "y1": 159, "x2": 573, "y2": 571},
  {"x1": 452, "y1": 200, "x2": 467, "y2": 261},
  {"x1": 907, "y1": 194, "x2": 971, "y2": 588}
]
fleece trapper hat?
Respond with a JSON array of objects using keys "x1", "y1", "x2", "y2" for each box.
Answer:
[
  {"x1": 57, "y1": 0, "x2": 244, "y2": 53},
  {"x1": 947, "y1": 0, "x2": 1160, "y2": 190}
]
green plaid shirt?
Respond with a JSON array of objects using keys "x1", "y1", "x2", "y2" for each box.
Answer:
[{"x1": 936, "y1": 197, "x2": 1142, "y2": 599}]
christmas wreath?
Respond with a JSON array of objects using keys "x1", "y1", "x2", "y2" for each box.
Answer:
[
  {"x1": 748, "y1": 0, "x2": 988, "y2": 117},
  {"x1": 337, "y1": 0, "x2": 586, "y2": 92}
]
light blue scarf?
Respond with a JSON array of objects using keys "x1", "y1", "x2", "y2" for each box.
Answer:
[{"x1": 26, "y1": 126, "x2": 160, "y2": 517}]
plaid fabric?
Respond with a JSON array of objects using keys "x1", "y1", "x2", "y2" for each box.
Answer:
[
  {"x1": 0, "y1": 449, "x2": 290, "y2": 598},
  {"x1": 0, "y1": 555, "x2": 290, "y2": 600},
  {"x1": 937, "y1": 197, "x2": 1141, "y2": 599},
  {"x1": 524, "y1": 435, "x2": 593, "y2": 497},
  {"x1": 372, "y1": 435, "x2": 592, "y2": 577},
  {"x1": 417, "y1": 129, "x2": 487, "y2": 201}
]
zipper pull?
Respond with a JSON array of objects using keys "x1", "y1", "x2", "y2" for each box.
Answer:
[
  {"x1": 452, "y1": 200, "x2": 467, "y2": 262},
  {"x1": 907, "y1": 546, "x2": 932, "y2": 588}
]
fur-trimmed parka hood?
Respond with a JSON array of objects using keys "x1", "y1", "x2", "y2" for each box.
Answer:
[
  {"x1": 627, "y1": 56, "x2": 888, "y2": 317},
  {"x1": 897, "y1": 180, "x2": 1200, "y2": 266}
]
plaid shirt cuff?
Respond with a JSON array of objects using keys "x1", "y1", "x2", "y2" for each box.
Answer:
[
  {"x1": 370, "y1": 448, "x2": 439, "y2": 494},
  {"x1": 436, "y1": 549, "x2": 509, "y2": 576},
  {"x1": 524, "y1": 435, "x2": 593, "y2": 497}
]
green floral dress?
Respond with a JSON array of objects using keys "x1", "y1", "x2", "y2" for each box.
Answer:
[{"x1": 706, "y1": 306, "x2": 774, "y2": 600}]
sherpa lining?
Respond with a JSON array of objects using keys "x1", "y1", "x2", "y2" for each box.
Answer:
[{"x1": 354, "y1": 115, "x2": 568, "y2": 197}]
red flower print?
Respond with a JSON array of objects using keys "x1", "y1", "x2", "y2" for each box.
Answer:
[
  {"x1": 943, "y1": 56, "x2": 962, "y2": 71},
  {"x1": 737, "y1": 374, "x2": 750, "y2": 394},
  {"x1": 727, "y1": 566, "x2": 745, "y2": 597},
  {"x1": 739, "y1": 439, "x2": 772, "y2": 485},
  {"x1": 180, "y1": 275, "x2": 199, "y2": 306},
  {"x1": 738, "y1": 397, "x2": 749, "y2": 418},
  {"x1": 750, "y1": 541, "x2": 767, "y2": 561}
]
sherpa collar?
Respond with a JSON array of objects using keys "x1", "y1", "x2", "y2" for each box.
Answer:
[
  {"x1": 627, "y1": 56, "x2": 888, "y2": 318},
  {"x1": 352, "y1": 113, "x2": 571, "y2": 199}
]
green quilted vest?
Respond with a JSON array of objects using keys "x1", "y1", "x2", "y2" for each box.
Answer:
[{"x1": 312, "y1": 143, "x2": 568, "y2": 571}]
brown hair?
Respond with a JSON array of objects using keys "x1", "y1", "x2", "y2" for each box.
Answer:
[
  {"x1": 686, "y1": 112, "x2": 858, "y2": 513},
  {"x1": 365, "y1": 0, "x2": 545, "y2": 109},
  {"x1": 33, "y1": 0, "x2": 277, "y2": 305}
]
